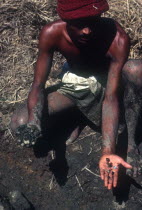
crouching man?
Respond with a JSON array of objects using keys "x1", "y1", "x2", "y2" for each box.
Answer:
[{"x1": 11, "y1": 0, "x2": 142, "y2": 189}]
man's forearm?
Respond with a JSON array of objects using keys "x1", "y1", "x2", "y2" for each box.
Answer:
[
  {"x1": 102, "y1": 98, "x2": 119, "y2": 155},
  {"x1": 27, "y1": 84, "x2": 44, "y2": 125}
]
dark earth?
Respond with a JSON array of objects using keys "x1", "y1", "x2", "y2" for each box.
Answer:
[
  {"x1": 0, "y1": 0, "x2": 142, "y2": 209},
  {"x1": 1, "y1": 106, "x2": 142, "y2": 209}
]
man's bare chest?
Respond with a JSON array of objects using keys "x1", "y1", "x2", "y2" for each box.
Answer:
[{"x1": 57, "y1": 40, "x2": 110, "y2": 71}]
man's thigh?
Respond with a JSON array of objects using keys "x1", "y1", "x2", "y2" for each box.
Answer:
[
  {"x1": 47, "y1": 91, "x2": 76, "y2": 115},
  {"x1": 58, "y1": 86, "x2": 104, "y2": 126}
]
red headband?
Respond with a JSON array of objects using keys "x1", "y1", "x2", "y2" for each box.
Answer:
[{"x1": 57, "y1": 0, "x2": 109, "y2": 20}]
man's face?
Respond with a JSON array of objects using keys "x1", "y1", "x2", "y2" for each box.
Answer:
[{"x1": 66, "y1": 16, "x2": 100, "y2": 44}]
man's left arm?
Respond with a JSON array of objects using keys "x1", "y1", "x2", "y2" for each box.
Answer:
[{"x1": 99, "y1": 24, "x2": 132, "y2": 189}]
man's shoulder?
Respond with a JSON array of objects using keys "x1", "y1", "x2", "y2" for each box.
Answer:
[
  {"x1": 100, "y1": 17, "x2": 126, "y2": 36},
  {"x1": 101, "y1": 17, "x2": 129, "y2": 45},
  {"x1": 40, "y1": 19, "x2": 66, "y2": 39},
  {"x1": 38, "y1": 19, "x2": 66, "y2": 50},
  {"x1": 106, "y1": 18, "x2": 130, "y2": 60}
]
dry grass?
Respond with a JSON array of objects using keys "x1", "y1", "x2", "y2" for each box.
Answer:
[
  {"x1": 106, "y1": 0, "x2": 142, "y2": 58},
  {"x1": 0, "y1": 0, "x2": 142, "y2": 129}
]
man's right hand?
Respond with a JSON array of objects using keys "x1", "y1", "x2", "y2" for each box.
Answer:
[
  {"x1": 22, "y1": 85, "x2": 45, "y2": 147},
  {"x1": 15, "y1": 123, "x2": 42, "y2": 147}
]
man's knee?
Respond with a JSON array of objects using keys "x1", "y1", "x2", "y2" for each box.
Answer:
[
  {"x1": 47, "y1": 93, "x2": 56, "y2": 115},
  {"x1": 122, "y1": 59, "x2": 142, "y2": 86},
  {"x1": 47, "y1": 92, "x2": 60, "y2": 115},
  {"x1": 10, "y1": 104, "x2": 28, "y2": 132},
  {"x1": 47, "y1": 91, "x2": 75, "y2": 115}
]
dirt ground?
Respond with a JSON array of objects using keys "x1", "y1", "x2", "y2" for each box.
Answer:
[{"x1": 0, "y1": 0, "x2": 142, "y2": 209}]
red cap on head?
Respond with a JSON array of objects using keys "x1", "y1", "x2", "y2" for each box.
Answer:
[{"x1": 57, "y1": 0, "x2": 109, "y2": 20}]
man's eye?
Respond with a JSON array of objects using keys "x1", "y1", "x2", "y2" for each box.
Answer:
[{"x1": 77, "y1": 24, "x2": 87, "y2": 29}]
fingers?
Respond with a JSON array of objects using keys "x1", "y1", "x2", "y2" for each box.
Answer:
[
  {"x1": 100, "y1": 170, "x2": 105, "y2": 180},
  {"x1": 104, "y1": 170, "x2": 118, "y2": 189},
  {"x1": 113, "y1": 169, "x2": 118, "y2": 187},
  {"x1": 104, "y1": 170, "x2": 109, "y2": 187},
  {"x1": 100, "y1": 169, "x2": 105, "y2": 180},
  {"x1": 120, "y1": 159, "x2": 132, "y2": 169},
  {"x1": 100, "y1": 167, "x2": 119, "y2": 189},
  {"x1": 107, "y1": 171, "x2": 113, "y2": 190}
]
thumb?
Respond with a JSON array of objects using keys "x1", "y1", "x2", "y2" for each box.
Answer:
[{"x1": 120, "y1": 158, "x2": 132, "y2": 169}]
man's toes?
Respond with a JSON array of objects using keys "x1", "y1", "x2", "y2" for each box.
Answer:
[
  {"x1": 66, "y1": 126, "x2": 80, "y2": 145},
  {"x1": 138, "y1": 167, "x2": 142, "y2": 175},
  {"x1": 126, "y1": 166, "x2": 141, "y2": 177},
  {"x1": 66, "y1": 137, "x2": 75, "y2": 145},
  {"x1": 133, "y1": 167, "x2": 138, "y2": 178},
  {"x1": 17, "y1": 139, "x2": 22, "y2": 143},
  {"x1": 126, "y1": 168, "x2": 133, "y2": 176}
]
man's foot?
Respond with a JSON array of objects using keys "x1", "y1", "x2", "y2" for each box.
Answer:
[
  {"x1": 126, "y1": 146, "x2": 142, "y2": 177},
  {"x1": 66, "y1": 122, "x2": 86, "y2": 145},
  {"x1": 66, "y1": 126, "x2": 80, "y2": 145},
  {"x1": 118, "y1": 123, "x2": 126, "y2": 134}
]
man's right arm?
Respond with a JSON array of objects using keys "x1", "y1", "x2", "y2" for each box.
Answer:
[
  {"x1": 27, "y1": 25, "x2": 55, "y2": 127},
  {"x1": 15, "y1": 24, "x2": 59, "y2": 147}
]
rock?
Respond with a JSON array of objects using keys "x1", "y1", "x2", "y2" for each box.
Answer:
[
  {"x1": 8, "y1": 190, "x2": 32, "y2": 210},
  {"x1": 0, "y1": 112, "x2": 3, "y2": 118},
  {"x1": 0, "y1": 202, "x2": 4, "y2": 210}
]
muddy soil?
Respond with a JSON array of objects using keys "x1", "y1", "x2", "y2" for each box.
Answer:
[{"x1": 0, "y1": 111, "x2": 142, "y2": 210}]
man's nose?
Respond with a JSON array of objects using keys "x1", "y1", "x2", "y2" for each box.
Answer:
[{"x1": 82, "y1": 27, "x2": 91, "y2": 35}]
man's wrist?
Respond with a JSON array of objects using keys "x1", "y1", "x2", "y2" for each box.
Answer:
[{"x1": 102, "y1": 147, "x2": 115, "y2": 155}]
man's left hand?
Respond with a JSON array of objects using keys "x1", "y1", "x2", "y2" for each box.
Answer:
[{"x1": 99, "y1": 154, "x2": 132, "y2": 190}]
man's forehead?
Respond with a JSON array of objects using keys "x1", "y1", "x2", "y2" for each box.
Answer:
[{"x1": 66, "y1": 16, "x2": 101, "y2": 26}]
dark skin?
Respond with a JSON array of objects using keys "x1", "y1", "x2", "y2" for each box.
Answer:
[
  {"x1": 12, "y1": 16, "x2": 133, "y2": 189},
  {"x1": 122, "y1": 59, "x2": 142, "y2": 177}
]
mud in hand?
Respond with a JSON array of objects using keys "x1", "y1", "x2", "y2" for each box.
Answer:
[
  {"x1": 15, "y1": 123, "x2": 42, "y2": 147},
  {"x1": 99, "y1": 154, "x2": 132, "y2": 190}
]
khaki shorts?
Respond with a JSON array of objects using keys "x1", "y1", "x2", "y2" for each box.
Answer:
[{"x1": 57, "y1": 70, "x2": 105, "y2": 126}]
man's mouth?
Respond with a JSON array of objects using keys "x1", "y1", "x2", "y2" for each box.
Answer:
[
  {"x1": 78, "y1": 36, "x2": 90, "y2": 43},
  {"x1": 78, "y1": 34, "x2": 93, "y2": 43}
]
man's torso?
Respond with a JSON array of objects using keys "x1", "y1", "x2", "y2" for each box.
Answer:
[{"x1": 48, "y1": 17, "x2": 118, "y2": 76}]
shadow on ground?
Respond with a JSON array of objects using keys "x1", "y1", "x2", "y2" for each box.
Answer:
[{"x1": 0, "y1": 109, "x2": 142, "y2": 209}]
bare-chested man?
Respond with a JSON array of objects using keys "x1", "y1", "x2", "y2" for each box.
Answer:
[{"x1": 10, "y1": 0, "x2": 142, "y2": 189}]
